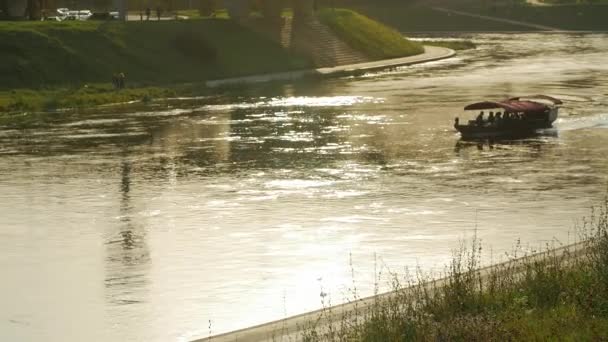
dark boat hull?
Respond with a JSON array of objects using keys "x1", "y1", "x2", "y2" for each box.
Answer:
[
  {"x1": 455, "y1": 108, "x2": 558, "y2": 140},
  {"x1": 456, "y1": 123, "x2": 547, "y2": 139}
]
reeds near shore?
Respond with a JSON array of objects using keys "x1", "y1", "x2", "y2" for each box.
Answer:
[{"x1": 298, "y1": 197, "x2": 608, "y2": 341}]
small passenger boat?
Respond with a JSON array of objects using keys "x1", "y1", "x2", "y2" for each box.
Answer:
[{"x1": 454, "y1": 95, "x2": 562, "y2": 140}]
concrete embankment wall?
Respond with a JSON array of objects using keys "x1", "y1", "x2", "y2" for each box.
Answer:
[{"x1": 205, "y1": 45, "x2": 455, "y2": 88}]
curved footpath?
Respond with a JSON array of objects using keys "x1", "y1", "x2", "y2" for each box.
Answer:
[
  {"x1": 205, "y1": 46, "x2": 455, "y2": 88},
  {"x1": 191, "y1": 241, "x2": 587, "y2": 342}
]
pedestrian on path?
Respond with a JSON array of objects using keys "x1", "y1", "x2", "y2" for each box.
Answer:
[{"x1": 112, "y1": 72, "x2": 126, "y2": 90}]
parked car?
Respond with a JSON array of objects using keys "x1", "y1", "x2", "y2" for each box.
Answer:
[
  {"x1": 56, "y1": 8, "x2": 93, "y2": 21},
  {"x1": 89, "y1": 11, "x2": 120, "y2": 20},
  {"x1": 56, "y1": 7, "x2": 69, "y2": 17},
  {"x1": 43, "y1": 16, "x2": 63, "y2": 21}
]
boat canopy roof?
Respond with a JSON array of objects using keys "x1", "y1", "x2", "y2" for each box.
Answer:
[
  {"x1": 464, "y1": 95, "x2": 562, "y2": 113},
  {"x1": 507, "y1": 95, "x2": 563, "y2": 105},
  {"x1": 464, "y1": 100, "x2": 548, "y2": 113}
]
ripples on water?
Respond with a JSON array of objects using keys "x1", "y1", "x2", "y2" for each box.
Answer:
[{"x1": 1, "y1": 33, "x2": 608, "y2": 341}]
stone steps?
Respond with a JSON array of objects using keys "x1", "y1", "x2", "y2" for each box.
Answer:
[
  {"x1": 240, "y1": 15, "x2": 369, "y2": 68},
  {"x1": 280, "y1": 17, "x2": 293, "y2": 49},
  {"x1": 290, "y1": 17, "x2": 369, "y2": 67}
]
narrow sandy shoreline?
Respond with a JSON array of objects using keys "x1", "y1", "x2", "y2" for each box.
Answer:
[
  {"x1": 191, "y1": 241, "x2": 587, "y2": 342},
  {"x1": 205, "y1": 46, "x2": 455, "y2": 88}
]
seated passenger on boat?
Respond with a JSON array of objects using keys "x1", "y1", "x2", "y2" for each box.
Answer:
[
  {"x1": 453, "y1": 95, "x2": 563, "y2": 139},
  {"x1": 476, "y1": 111, "x2": 484, "y2": 125}
]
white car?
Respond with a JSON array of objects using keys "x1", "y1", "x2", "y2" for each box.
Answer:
[
  {"x1": 56, "y1": 7, "x2": 69, "y2": 17},
  {"x1": 58, "y1": 8, "x2": 93, "y2": 20}
]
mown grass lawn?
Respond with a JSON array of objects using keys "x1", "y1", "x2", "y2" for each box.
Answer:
[
  {"x1": 317, "y1": 8, "x2": 424, "y2": 60},
  {"x1": 0, "y1": 18, "x2": 310, "y2": 90},
  {"x1": 340, "y1": 3, "x2": 534, "y2": 32}
]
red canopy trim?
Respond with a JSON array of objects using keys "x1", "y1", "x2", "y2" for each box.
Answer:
[
  {"x1": 464, "y1": 100, "x2": 550, "y2": 113},
  {"x1": 507, "y1": 95, "x2": 563, "y2": 105}
]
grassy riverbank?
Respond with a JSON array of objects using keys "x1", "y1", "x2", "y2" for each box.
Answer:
[
  {"x1": 302, "y1": 199, "x2": 608, "y2": 340},
  {"x1": 0, "y1": 84, "x2": 180, "y2": 116},
  {"x1": 0, "y1": 8, "x2": 433, "y2": 114},
  {"x1": 338, "y1": 3, "x2": 533, "y2": 32},
  {"x1": 339, "y1": 0, "x2": 608, "y2": 31},
  {"x1": 317, "y1": 8, "x2": 423, "y2": 59},
  {"x1": 0, "y1": 19, "x2": 310, "y2": 91}
]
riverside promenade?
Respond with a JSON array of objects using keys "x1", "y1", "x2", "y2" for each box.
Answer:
[
  {"x1": 205, "y1": 46, "x2": 455, "y2": 88},
  {"x1": 192, "y1": 241, "x2": 587, "y2": 342}
]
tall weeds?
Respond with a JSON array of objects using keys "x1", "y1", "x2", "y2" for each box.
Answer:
[{"x1": 299, "y1": 197, "x2": 608, "y2": 341}]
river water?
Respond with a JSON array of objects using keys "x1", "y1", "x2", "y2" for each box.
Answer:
[{"x1": 1, "y1": 33, "x2": 608, "y2": 342}]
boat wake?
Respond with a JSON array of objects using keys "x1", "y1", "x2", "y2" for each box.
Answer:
[{"x1": 554, "y1": 113, "x2": 608, "y2": 131}]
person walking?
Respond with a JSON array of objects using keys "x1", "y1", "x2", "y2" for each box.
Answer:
[
  {"x1": 156, "y1": 7, "x2": 161, "y2": 21},
  {"x1": 145, "y1": 7, "x2": 151, "y2": 20},
  {"x1": 118, "y1": 73, "x2": 126, "y2": 89}
]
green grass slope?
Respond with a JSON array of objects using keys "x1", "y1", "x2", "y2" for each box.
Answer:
[
  {"x1": 0, "y1": 19, "x2": 311, "y2": 90},
  {"x1": 317, "y1": 8, "x2": 424, "y2": 60},
  {"x1": 341, "y1": 4, "x2": 536, "y2": 32}
]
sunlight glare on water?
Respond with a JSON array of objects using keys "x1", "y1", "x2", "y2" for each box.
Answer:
[{"x1": 1, "y1": 33, "x2": 608, "y2": 342}]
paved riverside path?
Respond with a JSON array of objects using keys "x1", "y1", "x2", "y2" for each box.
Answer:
[
  {"x1": 432, "y1": 7, "x2": 561, "y2": 31},
  {"x1": 191, "y1": 241, "x2": 588, "y2": 342},
  {"x1": 205, "y1": 46, "x2": 455, "y2": 88}
]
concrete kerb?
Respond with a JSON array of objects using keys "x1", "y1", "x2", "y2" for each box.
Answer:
[
  {"x1": 204, "y1": 46, "x2": 456, "y2": 88},
  {"x1": 192, "y1": 240, "x2": 589, "y2": 342}
]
